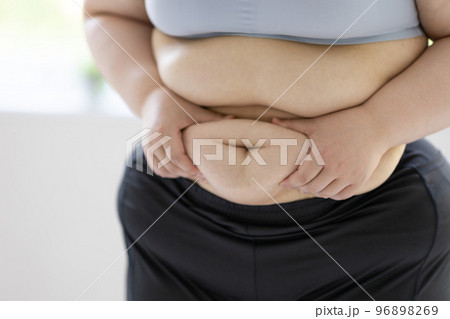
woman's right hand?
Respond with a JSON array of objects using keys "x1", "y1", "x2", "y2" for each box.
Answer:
[{"x1": 141, "y1": 87, "x2": 232, "y2": 180}]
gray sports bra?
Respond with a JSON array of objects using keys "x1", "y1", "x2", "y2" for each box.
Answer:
[{"x1": 145, "y1": 0, "x2": 424, "y2": 45}]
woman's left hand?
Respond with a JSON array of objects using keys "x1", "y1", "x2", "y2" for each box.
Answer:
[{"x1": 272, "y1": 106, "x2": 391, "y2": 200}]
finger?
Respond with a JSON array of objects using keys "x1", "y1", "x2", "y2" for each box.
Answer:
[
  {"x1": 143, "y1": 142, "x2": 179, "y2": 177},
  {"x1": 332, "y1": 184, "x2": 359, "y2": 201},
  {"x1": 299, "y1": 167, "x2": 335, "y2": 194},
  {"x1": 281, "y1": 160, "x2": 323, "y2": 189},
  {"x1": 149, "y1": 154, "x2": 177, "y2": 178},
  {"x1": 162, "y1": 161, "x2": 196, "y2": 179},
  {"x1": 162, "y1": 142, "x2": 205, "y2": 180},
  {"x1": 315, "y1": 179, "x2": 349, "y2": 199},
  {"x1": 153, "y1": 145, "x2": 190, "y2": 178},
  {"x1": 148, "y1": 133, "x2": 203, "y2": 179},
  {"x1": 271, "y1": 117, "x2": 312, "y2": 134},
  {"x1": 169, "y1": 132, "x2": 203, "y2": 177}
]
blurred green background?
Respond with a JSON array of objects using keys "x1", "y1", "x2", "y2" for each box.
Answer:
[{"x1": 0, "y1": 0, "x2": 130, "y2": 115}]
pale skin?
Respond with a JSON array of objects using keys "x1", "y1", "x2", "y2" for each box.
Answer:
[
  {"x1": 274, "y1": 0, "x2": 450, "y2": 199},
  {"x1": 83, "y1": 0, "x2": 225, "y2": 181},
  {"x1": 84, "y1": 0, "x2": 450, "y2": 200}
]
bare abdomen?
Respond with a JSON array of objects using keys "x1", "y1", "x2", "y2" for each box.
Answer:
[
  {"x1": 183, "y1": 119, "x2": 405, "y2": 205},
  {"x1": 152, "y1": 29, "x2": 426, "y2": 117},
  {"x1": 152, "y1": 29, "x2": 425, "y2": 203}
]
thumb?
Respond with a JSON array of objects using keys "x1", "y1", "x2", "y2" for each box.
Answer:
[{"x1": 272, "y1": 117, "x2": 312, "y2": 134}]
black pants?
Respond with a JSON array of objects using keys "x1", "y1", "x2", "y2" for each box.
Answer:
[{"x1": 117, "y1": 138, "x2": 450, "y2": 300}]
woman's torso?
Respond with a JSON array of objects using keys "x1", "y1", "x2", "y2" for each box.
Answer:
[{"x1": 149, "y1": 4, "x2": 428, "y2": 204}]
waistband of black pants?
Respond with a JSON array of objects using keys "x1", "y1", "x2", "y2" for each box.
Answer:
[{"x1": 175, "y1": 138, "x2": 445, "y2": 225}]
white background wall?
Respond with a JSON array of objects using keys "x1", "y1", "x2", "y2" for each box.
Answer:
[
  {"x1": 0, "y1": 112, "x2": 449, "y2": 300},
  {"x1": 0, "y1": 113, "x2": 140, "y2": 300}
]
